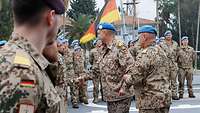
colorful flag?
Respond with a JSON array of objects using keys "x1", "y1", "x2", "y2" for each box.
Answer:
[
  {"x1": 80, "y1": 0, "x2": 120, "y2": 44},
  {"x1": 80, "y1": 22, "x2": 96, "y2": 44},
  {"x1": 100, "y1": 0, "x2": 121, "y2": 23}
]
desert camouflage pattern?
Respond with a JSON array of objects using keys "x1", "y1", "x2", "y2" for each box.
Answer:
[
  {"x1": 89, "y1": 47, "x2": 101, "y2": 100},
  {"x1": 160, "y1": 40, "x2": 179, "y2": 97},
  {"x1": 124, "y1": 43, "x2": 171, "y2": 110},
  {"x1": 177, "y1": 45, "x2": 196, "y2": 96},
  {"x1": 73, "y1": 48, "x2": 88, "y2": 103},
  {"x1": 0, "y1": 34, "x2": 60, "y2": 113},
  {"x1": 91, "y1": 38, "x2": 134, "y2": 102}
]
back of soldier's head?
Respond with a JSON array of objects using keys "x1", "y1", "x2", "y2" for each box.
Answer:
[{"x1": 12, "y1": 0, "x2": 49, "y2": 26}]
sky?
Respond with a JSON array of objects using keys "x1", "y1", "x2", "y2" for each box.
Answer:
[{"x1": 96, "y1": 0, "x2": 156, "y2": 20}]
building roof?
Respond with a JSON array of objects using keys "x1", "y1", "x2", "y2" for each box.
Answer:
[{"x1": 114, "y1": 16, "x2": 156, "y2": 26}]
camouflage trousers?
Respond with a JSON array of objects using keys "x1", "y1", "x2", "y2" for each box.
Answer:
[
  {"x1": 139, "y1": 107, "x2": 170, "y2": 113},
  {"x1": 55, "y1": 85, "x2": 68, "y2": 113},
  {"x1": 69, "y1": 79, "x2": 88, "y2": 104},
  {"x1": 170, "y1": 65, "x2": 178, "y2": 97},
  {"x1": 107, "y1": 98, "x2": 131, "y2": 113},
  {"x1": 93, "y1": 76, "x2": 100, "y2": 99},
  {"x1": 178, "y1": 67, "x2": 194, "y2": 95}
]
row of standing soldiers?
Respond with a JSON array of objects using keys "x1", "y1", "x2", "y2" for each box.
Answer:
[
  {"x1": 128, "y1": 30, "x2": 196, "y2": 100},
  {"x1": 52, "y1": 24, "x2": 197, "y2": 113}
]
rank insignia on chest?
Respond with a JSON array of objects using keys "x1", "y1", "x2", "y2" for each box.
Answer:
[
  {"x1": 19, "y1": 104, "x2": 34, "y2": 113},
  {"x1": 14, "y1": 51, "x2": 31, "y2": 67}
]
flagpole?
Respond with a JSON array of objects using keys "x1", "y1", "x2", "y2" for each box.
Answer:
[
  {"x1": 195, "y1": 1, "x2": 200, "y2": 71},
  {"x1": 120, "y1": 0, "x2": 127, "y2": 42}
]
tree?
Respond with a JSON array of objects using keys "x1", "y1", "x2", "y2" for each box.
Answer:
[
  {"x1": 67, "y1": 0, "x2": 97, "y2": 20},
  {"x1": 158, "y1": 0, "x2": 199, "y2": 47},
  {"x1": 66, "y1": 14, "x2": 91, "y2": 40},
  {"x1": 0, "y1": 0, "x2": 12, "y2": 40}
]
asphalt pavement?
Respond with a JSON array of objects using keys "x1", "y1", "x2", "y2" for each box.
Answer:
[{"x1": 68, "y1": 74, "x2": 200, "y2": 113}]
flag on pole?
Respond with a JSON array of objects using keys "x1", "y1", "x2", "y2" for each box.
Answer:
[
  {"x1": 100, "y1": 0, "x2": 121, "y2": 23},
  {"x1": 80, "y1": 22, "x2": 96, "y2": 44},
  {"x1": 80, "y1": 0, "x2": 120, "y2": 44}
]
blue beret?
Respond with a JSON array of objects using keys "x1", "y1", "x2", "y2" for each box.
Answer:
[
  {"x1": 138, "y1": 25, "x2": 157, "y2": 35},
  {"x1": 74, "y1": 45, "x2": 81, "y2": 51},
  {"x1": 98, "y1": 23, "x2": 116, "y2": 32},
  {"x1": 182, "y1": 36, "x2": 189, "y2": 41},
  {"x1": 164, "y1": 30, "x2": 172, "y2": 37},
  {"x1": 43, "y1": 0, "x2": 65, "y2": 14},
  {"x1": 0, "y1": 40, "x2": 7, "y2": 46},
  {"x1": 72, "y1": 40, "x2": 79, "y2": 46},
  {"x1": 57, "y1": 35, "x2": 68, "y2": 44}
]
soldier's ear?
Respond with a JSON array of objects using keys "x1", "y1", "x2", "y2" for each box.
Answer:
[{"x1": 46, "y1": 10, "x2": 56, "y2": 26}]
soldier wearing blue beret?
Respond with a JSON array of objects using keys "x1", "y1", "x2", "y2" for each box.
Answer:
[{"x1": 160, "y1": 30, "x2": 180, "y2": 100}]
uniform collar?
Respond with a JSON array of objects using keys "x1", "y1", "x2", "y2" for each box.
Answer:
[{"x1": 10, "y1": 33, "x2": 50, "y2": 70}]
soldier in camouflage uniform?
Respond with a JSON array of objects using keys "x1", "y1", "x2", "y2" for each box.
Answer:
[
  {"x1": 120, "y1": 25, "x2": 171, "y2": 113},
  {"x1": 0, "y1": 0, "x2": 65, "y2": 112},
  {"x1": 73, "y1": 44, "x2": 89, "y2": 106},
  {"x1": 160, "y1": 30, "x2": 179, "y2": 100},
  {"x1": 177, "y1": 36, "x2": 196, "y2": 98},
  {"x1": 89, "y1": 39, "x2": 103, "y2": 103},
  {"x1": 79, "y1": 23, "x2": 134, "y2": 113},
  {"x1": 129, "y1": 39, "x2": 142, "y2": 60}
]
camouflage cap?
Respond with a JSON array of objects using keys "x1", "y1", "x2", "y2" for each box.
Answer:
[{"x1": 43, "y1": 0, "x2": 65, "y2": 14}]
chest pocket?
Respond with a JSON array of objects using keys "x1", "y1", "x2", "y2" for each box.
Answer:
[{"x1": 101, "y1": 49, "x2": 119, "y2": 75}]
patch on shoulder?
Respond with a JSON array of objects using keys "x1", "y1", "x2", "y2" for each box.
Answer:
[
  {"x1": 13, "y1": 50, "x2": 31, "y2": 67},
  {"x1": 116, "y1": 39, "x2": 125, "y2": 49}
]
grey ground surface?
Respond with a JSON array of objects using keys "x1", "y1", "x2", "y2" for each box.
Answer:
[{"x1": 68, "y1": 74, "x2": 200, "y2": 113}]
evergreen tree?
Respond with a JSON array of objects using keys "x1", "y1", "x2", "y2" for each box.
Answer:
[
  {"x1": 0, "y1": 0, "x2": 12, "y2": 40},
  {"x1": 67, "y1": 0, "x2": 97, "y2": 20}
]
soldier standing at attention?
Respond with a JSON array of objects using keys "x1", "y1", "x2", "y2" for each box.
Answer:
[
  {"x1": 89, "y1": 39, "x2": 103, "y2": 103},
  {"x1": 73, "y1": 44, "x2": 89, "y2": 106},
  {"x1": 178, "y1": 36, "x2": 196, "y2": 99},
  {"x1": 120, "y1": 25, "x2": 171, "y2": 113},
  {"x1": 0, "y1": 0, "x2": 65, "y2": 113},
  {"x1": 79, "y1": 23, "x2": 134, "y2": 113},
  {"x1": 160, "y1": 30, "x2": 179, "y2": 100}
]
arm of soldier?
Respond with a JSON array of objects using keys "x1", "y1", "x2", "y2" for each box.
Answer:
[
  {"x1": 192, "y1": 49, "x2": 197, "y2": 62},
  {"x1": 0, "y1": 66, "x2": 40, "y2": 113},
  {"x1": 120, "y1": 48, "x2": 155, "y2": 94},
  {"x1": 89, "y1": 50, "x2": 94, "y2": 65}
]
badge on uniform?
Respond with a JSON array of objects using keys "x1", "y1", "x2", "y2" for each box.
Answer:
[
  {"x1": 20, "y1": 80, "x2": 35, "y2": 88},
  {"x1": 116, "y1": 40, "x2": 124, "y2": 48},
  {"x1": 14, "y1": 51, "x2": 31, "y2": 67},
  {"x1": 19, "y1": 104, "x2": 34, "y2": 113}
]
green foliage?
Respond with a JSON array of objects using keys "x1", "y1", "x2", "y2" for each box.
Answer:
[
  {"x1": 158, "y1": 0, "x2": 199, "y2": 47},
  {"x1": 66, "y1": 0, "x2": 98, "y2": 50},
  {"x1": 67, "y1": 0, "x2": 97, "y2": 20},
  {"x1": 66, "y1": 14, "x2": 91, "y2": 40},
  {"x1": 0, "y1": 0, "x2": 13, "y2": 40}
]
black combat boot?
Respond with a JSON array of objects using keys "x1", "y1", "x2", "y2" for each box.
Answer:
[{"x1": 172, "y1": 96, "x2": 180, "y2": 100}]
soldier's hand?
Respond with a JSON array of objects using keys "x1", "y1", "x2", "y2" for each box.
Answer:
[
  {"x1": 122, "y1": 74, "x2": 131, "y2": 82},
  {"x1": 118, "y1": 88, "x2": 125, "y2": 96}
]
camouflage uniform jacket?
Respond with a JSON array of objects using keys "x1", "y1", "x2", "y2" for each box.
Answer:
[
  {"x1": 160, "y1": 40, "x2": 179, "y2": 68},
  {"x1": 89, "y1": 47, "x2": 101, "y2": 69},
  {"x1": 92, "y1": 38, "x2": 134, "y2": 102},
  {"x1": 73, "y1": 48, "x2": 86, "y2": 76},
  {"x1": 54, "y1": 53, "x2": 68, "y2": 97},
  {"x1": 0, "y1": 34, "x2": 61, "y2": 113},
  {"x1": 63, "y1": 48, "x2": 75, "y2": 81},
  {"x1": 129, "y1": 42, "x2": 142, "y2": 60},
  {"x1": 177, "y1": 46, "x2": 196, "y2": 69},
  {"x1": 124, "y1": 43, "x2": 171, "y2": 109}
]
